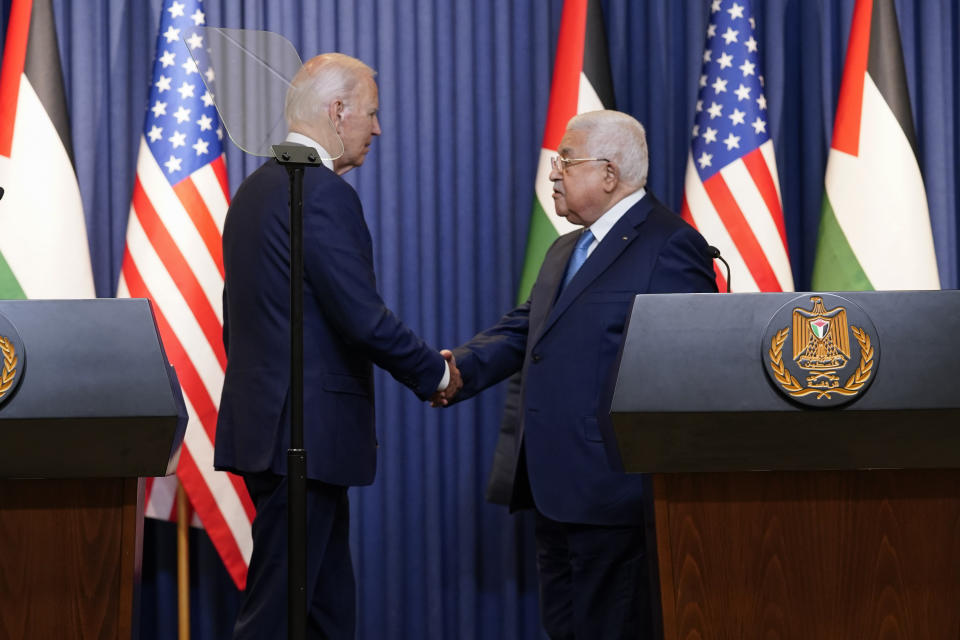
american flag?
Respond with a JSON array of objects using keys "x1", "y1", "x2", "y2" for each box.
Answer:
[
  {"x1": 116, "y1": 0, "x2": 253, "y2": 589},
  {"x1": 681, "y1": 0, "x2": 793, "y2": 292}
]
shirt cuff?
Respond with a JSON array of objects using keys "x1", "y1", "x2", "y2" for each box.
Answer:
[{"x1": 436, "y1": 360, "x2": 450, "y2": 391}]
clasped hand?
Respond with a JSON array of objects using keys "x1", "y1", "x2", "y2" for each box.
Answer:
[{"x1": 430, "y1": 349, "x2": 461, "y2": 407}]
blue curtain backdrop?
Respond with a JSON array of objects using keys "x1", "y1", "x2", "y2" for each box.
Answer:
[{"x1": 1, "y1": 0, "x2": 958, "y2": 638}]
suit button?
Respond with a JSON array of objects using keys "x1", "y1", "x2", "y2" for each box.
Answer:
[{"x1": 531, "y1": 353, "x2": 542, "y2": 363}]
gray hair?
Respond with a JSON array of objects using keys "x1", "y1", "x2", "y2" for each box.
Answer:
[
  {"x1": 565, "y1": 110, "x2": 648, "y2": 188},
  {"x1": 285, "y1": 53, "x2": 376, "y2": 129}
]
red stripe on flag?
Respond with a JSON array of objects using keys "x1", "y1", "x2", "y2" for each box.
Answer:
[
  {"x1": 741, "y1": 147, "x2": 789, "y2": 252},
  {"x1": 681, "y1": 196, "x2": 727, "y2": 292},
  {"x1": 702, "y1": 172, "x2": 782, "y2": 292},
  {"x1": 177, "y1": 446, "x2": 249, "y2": 590},
  {"x1": 210, "y1": 155, "x2": 230, "y2": 202},
  {"x1": 542, "y1": 0, "x2": 587, "y2": 150},
  {"x1": 832, "y1": 0, "x2": 873, "y2": 155},
  {"x1": 122, "y1": 252, "x2": 255, "y2": 525},
  {"x1": 131, "y1": 177, "x2": 227, "y2": 369},
  {"x1": 174, "y1": 177, "x2": 225, "y2": 277},
  {"x1": 144, "y1": 476, "x2": 155, "y2": 511},
  {"x1": 0, "y1": 0, "x2": 33, "y2": 156}
]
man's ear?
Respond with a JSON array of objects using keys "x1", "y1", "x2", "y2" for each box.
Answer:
[
  {"x1": 602, "y1": 162, "x2": 620, "y2": 193},
  {"x1": 328, "y1": 99, "x2": 345, "y2": 131}
]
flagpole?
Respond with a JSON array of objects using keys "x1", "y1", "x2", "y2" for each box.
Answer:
[{"x1": 176, "y1": 482, "x2": 191, "y2": 640}]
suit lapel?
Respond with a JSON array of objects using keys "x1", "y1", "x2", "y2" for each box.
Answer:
[
  {"x1": 534, "y1": 196, "x2": 655, "y2": 345},
  {"x1": 528, "y1": 231, "x2": 578, "y2": 340}
]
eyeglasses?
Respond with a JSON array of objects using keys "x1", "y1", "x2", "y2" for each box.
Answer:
[{"x1": 550, "y1": 156, "x2": 610, "y2": 174}]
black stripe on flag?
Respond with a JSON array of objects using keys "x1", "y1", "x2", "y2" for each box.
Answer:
[
  {"x1": 867, "y1": 0, "x2": 919, "y2": 158},
  {"x1": 23, "y1": 0, "x2": 75, "y2": 165},
  {"x1": 583, "y1": 0, "x2": 615, "y2": 109}
]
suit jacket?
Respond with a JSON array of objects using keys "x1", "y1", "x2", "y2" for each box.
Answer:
[
  {"x1": 453, "y1": 192, "x2": 717, "y2": 525},
  {"x1": 214, "y1": 158, "x2": 445, "y2": 486}
]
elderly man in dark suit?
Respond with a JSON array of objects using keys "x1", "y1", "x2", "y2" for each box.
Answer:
[
  {"x1": 438, "y1": 110, "x2": 717, "y2": 639},
  {"x1": 215, "y1": 53, "x2": 460, "y2": 640}
]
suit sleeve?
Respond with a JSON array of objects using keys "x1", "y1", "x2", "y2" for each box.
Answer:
[
  {"x1": 649, "y1": 224, "x2": 720, "y2": 294},
  {"x1": 302, "y1": 179, "x2": 445, "y2": 400},
  {"x1": 451, "y1": 300, "x2": 530, "y2": 402}
]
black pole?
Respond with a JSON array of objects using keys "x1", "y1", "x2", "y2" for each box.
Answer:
[{"x1": 272, "y1": 143, "x2": 322, "y2": 640}]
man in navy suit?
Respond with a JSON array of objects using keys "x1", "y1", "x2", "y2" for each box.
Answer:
[
  {"x1": 438, "y1": 111, "x2": 717, "y2": 639},
  {"x1": 215, "y1": 53, "x2": 461, "y2": 640}
]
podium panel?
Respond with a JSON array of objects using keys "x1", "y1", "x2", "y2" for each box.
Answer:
[{"x1": 608, "y1": 291, "x2": 960, "y2": 639}]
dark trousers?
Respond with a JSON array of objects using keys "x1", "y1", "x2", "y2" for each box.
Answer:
[
  {"x1": 534, "y1": 511, "x2": 652, "y2": 640},
  {"x1": 233, "y1": 472, "x2": 355, "y2": 640}
]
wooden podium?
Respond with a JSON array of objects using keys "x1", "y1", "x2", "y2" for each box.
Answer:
[
  {"x1": 606, "y1": 291, "x2": 960, "y2": 639},
  {"x1": 0, "y1": 300, "x2": 186, "y2": 640}
]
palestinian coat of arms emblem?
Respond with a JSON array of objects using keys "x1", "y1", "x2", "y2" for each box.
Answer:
[
  {"x1": 762, "y1": 294, "x2": 880, "y2": 407},
  {"x1": 0, "y1": 309, "x2": 25, "y2": 408}
]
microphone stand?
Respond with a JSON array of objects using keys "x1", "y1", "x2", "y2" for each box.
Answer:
[{"x1": 271, "y1": 143, "x2": 323, "y2": 640}]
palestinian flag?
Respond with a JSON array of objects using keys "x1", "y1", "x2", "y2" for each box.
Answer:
[
  {"x1": 486, "y1": 0, "x2": 614, "y2": 505},
  {"x1": 812, "y1": 0, "x2": 939, "y2": 290},
  {"x1": 0, "y1": 0, "x2": 94, "y2": 299}
]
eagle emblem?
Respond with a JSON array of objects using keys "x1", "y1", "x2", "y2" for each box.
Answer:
[{"x1": 764, "y1": 295, "x2": 878, "y2": 405}]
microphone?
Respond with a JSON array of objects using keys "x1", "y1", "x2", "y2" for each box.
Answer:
[
  {"x1": 706, "y1": 245, "x2": 731, "y2": 293},
  {"x1": 0, "y1": 186, "x2": 4, "y2": 200}
]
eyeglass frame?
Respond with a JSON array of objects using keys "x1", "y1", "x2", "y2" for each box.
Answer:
[{"x1": 550, "y1": 155, "x2": 610, "y2": 174}]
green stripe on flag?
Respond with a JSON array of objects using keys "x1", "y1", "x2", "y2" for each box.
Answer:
[
  {"x1": 516, "y1": 198, "x2": 561, "y2": 304},
  {"x1": 811, "y1": 193, "x2": 873, "y2": 291},
  {"x1": 0, "y1": 252, "x2": 26, "y2": 299}
]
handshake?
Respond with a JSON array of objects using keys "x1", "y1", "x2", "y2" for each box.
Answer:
[{"x1": 430, "y1": 349, "x2": 462, "y2": 407}]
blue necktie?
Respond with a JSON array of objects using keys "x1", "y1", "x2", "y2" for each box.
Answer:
[{"x1": 562, "y1": 229, "x2": 594, "y2": 290}]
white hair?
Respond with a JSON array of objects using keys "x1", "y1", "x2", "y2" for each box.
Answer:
[
  {"x1": 285, "y1": 53, "x2": 376, "y2": 129},
  {"x1": 565, "y1": 110, "x2": 649, "y2": 188}
]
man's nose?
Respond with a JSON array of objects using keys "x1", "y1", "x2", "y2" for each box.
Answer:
[{"x1": 372, "y1": 115, "x2": 382, "y2": 136}]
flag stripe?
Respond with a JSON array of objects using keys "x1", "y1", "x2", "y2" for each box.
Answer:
[
  {"x1": 832, "y1": 0, "x2": 872, "y2": 155},
  {"x1": 517, "y1": 197, "x2": 560, "y2": 303},
  {"x1": 0, "y1": 0, "x2": 30, "y2": 156},
  {"x1": 582, "y1": 0, "x2": 614, "y2": 107},
  {"x1": 542, "y1": 0, "x2": 587, "y2": 150},
  {"x1": 194, "y1": 160, "x2": 229, "y2": 234},
  {"x1": 173, "y1": 177, "x2": 225, "y2": 277},
  {"x1": 121, "y1": 250, "x2": 254, "y2": 522},
  {"x1": 866, "y1": 0, "x2": 919, "y2": 155},
  {"x1": 22, "y1": 0, "x2": 73, "y2": 163},
  {"x1": 209, "y1": 155, "x2": 230, "y2": 210},
  {"x1": 132, "y1": 177, "x2": 227, "y2": 369},
  {"x1": 741, "y1": 146, "x2": 788, "y2": 251},
  {"x1": 811, "y1": 193, "x2": 873, "y2": 290}
]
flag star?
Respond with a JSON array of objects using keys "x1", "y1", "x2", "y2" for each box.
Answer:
[
  {"x1": 734, "y1": 83, "x2": 751, "y2": 101},
  {"x1": 205, "y1": 66, "x2": 215, "y2": 83},
  {"x1": 163, "y1": 26, "x2": 180, "y2": 44},
  {"x1": 182, "y1": 58, "x2": 198, "y2": 75},
  {"x1": 155, "y1": 75, "x2": 171, "y2": 92},
  {"x1": 216, "y1": 127, "x2": 223, "y2": 140},
  {"x1": 201, "y1": 91, "x2": 215, "y2": 107},
  {"x1": 177, "y1": 81, "x2": 195, "y2": 100},
  {"x1": 703, "y1": 49, "x2": 712, "y2": 63},
  {"x1": 692, "y1": 124, "x2": 700, "y2": 137},
  {"x1": 711, "y1": 0, "x2": 721, "y2": 12},
  {"x1": 729, "y1": 108, "x2": 746, "y2": 125},
  {"x1": 147, "y1": 125, "x2": 163, "y2": 142},
  {"x1": 192, "y1": 138, "x2": 210, "y2": 156},
  {"x1": 756, "y1": 94, "x2": 768, "y2": 110},
  {"x1": 164, "y1": 155, "x2": 183, "y2": 174},
  {"x1": 712, "y1": 77, "x2": 728, "y2": 94},
  {"x1": 696, "y1": 99, "x2": 704, "y2": 112},
  {"x1": 718, "y1": 52, "x2": 734, "y2": 69},
  {"x1": 707, "y1": 102, "x2": 723, "y2": 119},
  {"x1": 752, "y1": 117, "x2": 767, "y2": 134},
  {"x1": 168, "y1": 1, "x2": 185, "y2": 18},
  {"x1": 186, "y1": 32, "x2": 203, "y2": 50},
  {"x1": 722, "y1": 27, "x2": 739, "y2": 44},
  {"x1": 728, "y1": 2, "x2": 745, "y2": 19},
  {"x1": 750, "y1": 17, "x2": 756, "y2": 29},
  {"x1": 173, "y1": 105, "x2": 191, "y2": 123},
  {"x1": 703, "y1": 126, "x2": 718, "y2": 143},
  {"x1": 699, "y1": 74, "x2": 708, "y2": 88},
  {"x1": 159, "y1": 50, "x2": 176, "y2": 68},
  {"x1": 697, "y1": 151, "x2": 713, "y2": 168},
  {"x1": 151, "y1": 100, "x2": 167, "y2": 118},
  {"x1": 740, "y1": 59, "x2": 756, "y2": 76},
  {"x1": 169, "y1": 131, "x2": 187, "y2": 148},
  {"x1": 707, "y1": 23, "x2": 717, "y2": 37},
  {"x1": 723, "y1": 133, "x2": 741, "y2": 150},
  {"x1": 196, "y1": 113, "x2": 213, "y2": 131},
  {"x1": 745, "y1": 36, "x2": 758, "y2": 53},
  {"x1": 191, "y1": 9, "x2": 206, "y2": 26}
]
